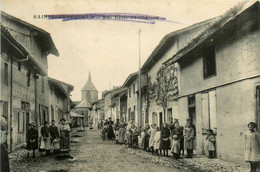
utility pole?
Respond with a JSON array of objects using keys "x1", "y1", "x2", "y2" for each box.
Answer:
[{"x1": 138, "y1": 29, "x2": 142, "y2": 128}]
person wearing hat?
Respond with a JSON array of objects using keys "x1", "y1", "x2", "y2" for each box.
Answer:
[
  {"x1": 59, "y1": 118, "x2": 71, "y2": 151},
  {"x1": 26, "y1": 122, "x2": 38, "y2": 158},
  {"x1": 1, "y1": 116, "x2": 10, "y2": 172},
  {"x1": 40, "y1": 121, "x2": 52, "y2": 156}
]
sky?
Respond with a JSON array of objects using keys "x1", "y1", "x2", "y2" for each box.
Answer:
[{"x1": 2, "y1": 0, "x2": 240, "y2": 101}]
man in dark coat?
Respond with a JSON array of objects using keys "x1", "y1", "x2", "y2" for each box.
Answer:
[
  {"x1": 26, "y1": 122, "x2": 38, "y2": 158},
  {"x1": 49, "y1": 120, "x2": 59, "y2": 141},
  {"x1": 1, "y1": 116, "x2": 9, "y2": 172}
]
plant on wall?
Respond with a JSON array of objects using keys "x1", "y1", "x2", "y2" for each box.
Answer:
[{"x1": 147, "y1": 64, "x2": 178, "y2": 122}]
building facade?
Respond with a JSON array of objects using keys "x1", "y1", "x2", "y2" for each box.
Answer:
[
  {"x1": 164, "y1": 1, "x2": 260, "y2": 162},
  {"x1": 1, "y1": 12, "x2": 59, "y2": 150}
]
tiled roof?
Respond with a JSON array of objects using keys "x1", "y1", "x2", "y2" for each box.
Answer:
[
  {"x1": 164, "y1": 1, "x2": 258, "y2": 65},
  {"x1": 75, "y1": 99, "x2": 92, "y2": 108}
]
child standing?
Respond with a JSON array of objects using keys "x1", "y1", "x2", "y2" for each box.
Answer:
[
  {"x1": 161, "y1": 123, "x2": 170, "y2": 157},
  {"x1": 153, "y1": 127, "x2": 161, "y2": 155},
  {"x1": 171, "y1": 135, "x2": 180, "y2": 159},
  {"x1": 149, "y1": 123, "x2": 157, "y2": 154},
  {"x1": 245, "y1": 122, "x2": 260, "y2": 172},
  {"x1": 184, "y1": 122, "x2": 195, "y2": 158},
  {"x1": 205, "y1": 129, "x2": 216, "y2": 159},
  {"x1": 143, "y1": 124, "x2": 150, "y2": 152}
]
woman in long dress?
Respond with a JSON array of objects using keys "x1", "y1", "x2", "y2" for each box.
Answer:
[
  {"x1": 59, "y1": 118, "x2": 71, "y2": 152},
  {"x1": 26, "y1": 122, "x2": 38, "y2": 158},
  {"x1": 118, "y1": 118, "x2": 127, "y2": 144},
  {"x1": 149, "y1": 123, "x2": 157, "y2": 154},
  {"x1": 184, "y1": 122, "x2": 195, "y2": 158},
  {"x1": 245, "y1": 122, "x2": 260, "y2": 172},
  {"x1": 40, "y1": 121, "x2": 52, "y2": 156}
]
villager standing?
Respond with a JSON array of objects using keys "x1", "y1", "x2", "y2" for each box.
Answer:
[
  {"x1": 49, "y1": 120, "x2": 60, "y2": 153},
  {"x1": 143, "y1": 123, "x2": 150, "y2": 151},
  {"x1": 114, "y1": 119, "x2": 120, "y2": 144},
  {"x1": 126, "y1": 118, "x2": 134, "y2": 145},
  {"x1": 205, "y1": 129, "x2": 216, "y2": 159},
  {"x1": 59, "y1": 118, "x2": 71, "y2": 152},
  {"x1": 161, "y1": 123, "x2": 170, "y2": 157},
  {"x1": 118, "y1": 117, "x2": 127, "y2": 144},
  {"x1": 168, "y1": 117, "x2": 175, "y2": 131},
  {"x1": 184, "y1": 122, "x2": 195, "y2": 158},
  {"x1": 26, "y1": 122, "x2": 38, "y2": 158},
  {"x1": 149, "y1": 123, "x2": 157, "y2": 154},
  {"x1": 40, "y1": 121, "x2": 52, "y2": 156},
  {"x1": 106, "y1": 117, "x2": 115, "y2": 140},
  {"x1": 0, "y1": 116, "x2": 9, "y2": 172},
  {"x1": 171, "y1": 135, "x2": 180, "y2": 159},
  {"x1": 172, "y1": 122, "x2": 184, "y2": 155},
  {"x1": 245, "y1": 122, "x2": 260, "y2": 172},
  {"x1": 153, "y1": 126, "x2": 161, "y2": 155}
]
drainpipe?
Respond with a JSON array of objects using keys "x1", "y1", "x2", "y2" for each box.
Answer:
[{"x1": 9, "y1": 58, "x2": 13, "y2": 152}]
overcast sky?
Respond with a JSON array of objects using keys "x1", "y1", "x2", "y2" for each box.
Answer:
[{"x1": 2, "y1": 0, "x2": 239, "y2": 101}]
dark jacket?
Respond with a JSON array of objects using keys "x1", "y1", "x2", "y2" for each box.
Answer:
[
  {"x1": 41, "y1": 126, "x2": 50, "y2": 138},
  {"x1": 26, "y1": 128, "x2": 38, "y2": 150},
  {"x1": 161, "y1": 127, "x2": 170, "y2": 139},
  {"x1": 49, "y1": 125, "x2": 59, "y2": 139},
  {"x1": 1, "y1": 143, "x2": 10, "y2": 172}
]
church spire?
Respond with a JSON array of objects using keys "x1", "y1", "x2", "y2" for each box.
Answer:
[
  {"x1": 81, "y1": 70, "x2": 97, "y2": 91},
  {"x1": 88, "y1": 71, "x2": 92, "y2": 82}
]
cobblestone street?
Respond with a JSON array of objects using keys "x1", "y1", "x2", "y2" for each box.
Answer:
[
  {"x1": 9, "y1": 129, "x2": 250, "y2": 172},
  {"x1": 9, "y1": 129, "x2": 188, "y2": 172}
]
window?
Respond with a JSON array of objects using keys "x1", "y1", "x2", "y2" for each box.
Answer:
[
  {"x1": 2, "y1": 101, "x2": 8, "y2": 118},
  {"x1": 51, "y1": 105, "x2": 54, "y2": 121},
  {"x1": 128, "y1": 108, "x2": 131, "y2": 121},
  {"x1": 27, "y1": 70, "x2": 31, "y2": 87},
  {"x1": 203, "y1": 46, "x2": 216, "y2": 79},
  {"x1": 133, "y1": 83, "x2": 135, "y2": 94},
  {"x1": 18, "y1": 62, "x2": 21, "y2": 71},
  {"x1": 18, "y1": 112, "x2": 24, "y2": 133},
  {"x1": 4, "y1": 62, "x2": 8, "y2": 85},
  {"x1": 128, "y1": 87, "x2": 131, "y2": 98},
  {"x1": 41, "y1": 77, "x2": 44, "y2": 92}
]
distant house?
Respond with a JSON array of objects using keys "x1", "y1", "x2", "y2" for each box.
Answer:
[
  {"x1": 1, "y1": 12, "x2": 59, "y2": 150},
  {"x1": 48, "y1": 77, "x2": 74, "y2": 123},
  {"x1": 122, "y1": 72, "x2": 147, "y2": 127},
  {"x1": 140, "y1": 16, "x2": 217, "y2": 128},
  {"x1": 164, "y1": 1, "x2": 260, "y2": 161},
  {"x1": 91, "y1": 99, "x2": 105, "y2": 127}
]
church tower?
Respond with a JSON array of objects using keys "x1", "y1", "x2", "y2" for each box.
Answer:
[{"x1": 81, "y1": 71, "x2": 98, "y2": 102}]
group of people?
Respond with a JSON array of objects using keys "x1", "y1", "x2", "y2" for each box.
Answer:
[
  {"x1": 101, "y1": 116, "x2": 216, "y2": 159},
  {"x1": 26, "y1": 118, "x2": 71, "y2": 158}
]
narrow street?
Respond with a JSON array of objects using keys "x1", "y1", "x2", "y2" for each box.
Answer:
[{"x1": 10, "y1": 129, "x2": 198, "y2": 172}]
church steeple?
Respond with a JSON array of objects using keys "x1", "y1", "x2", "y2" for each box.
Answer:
[{"x1": 81, "y1": 71, "x2": 97, "y2": 91}]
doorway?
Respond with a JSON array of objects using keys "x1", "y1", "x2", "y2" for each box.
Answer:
[{"x1": 159, "y1": 112, "x2": 163, "y2": 129}]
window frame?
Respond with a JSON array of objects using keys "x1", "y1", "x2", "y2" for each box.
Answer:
[{"x1": 203, "y1": 45, "x2": 217, "y2": 79}]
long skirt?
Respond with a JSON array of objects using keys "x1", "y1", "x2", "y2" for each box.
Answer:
[
  {"x1": 39, "y1": 137, "x2": 51, "y2": 151},
  {"x1": 27, "y1": 139, "x2": 38, "y2": 150},
  {"x1": 118, "y1": 128, "x2": 126, "y2": 144},
  {"x1": 107, "y1": 126, "x2": 115, "y2": 140},
  {"x1": 60, "y1": 131, "x2": 70, "y2": 151},
  {"x1": 161, "y1": 138, "x2": 170, "y2": 150},
  {"x1": 115, "y1": 130, "x2": 119, "y2": 141}
]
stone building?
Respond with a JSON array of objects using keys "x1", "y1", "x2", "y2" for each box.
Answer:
[
  {"x1": 164, "y1": 1, "x2": 260, "y2": 162},
  {"x1": 0, "y1": 12, "x2": 59, "y2": 150},
  {"x1": 48, "y1": 77, "x2": 74, "y2": 123},
  {"x1": 140, "y1": 16, "x2": 218, "y2": 128}
]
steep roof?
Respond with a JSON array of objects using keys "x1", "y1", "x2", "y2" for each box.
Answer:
[
  {"x1": 164, "y1": 1, "x2": 259, "y2": 65},
  {"x1": 141, "y1": 17, "x2": 218, "y2": 72},
  {"x1": 122, "y1": 71, "x2": 139, "y2": 87},
  {"x1": 75, "y1": 99, "x2": 92, "y2": 108},
  {"x1": 81, "y1": 71, "x2": 97, "y2": 91},
  {"x1": 1, "y1": 11, "x2": 59, "y2": 56}
]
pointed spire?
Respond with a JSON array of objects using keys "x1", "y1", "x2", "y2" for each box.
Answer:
[
  {"x1": 81, "y1": 70, "x2": 97, "y2": 91},
  {"x1": 88, "y1": 71, "x2": 92, "y2": 81}
]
